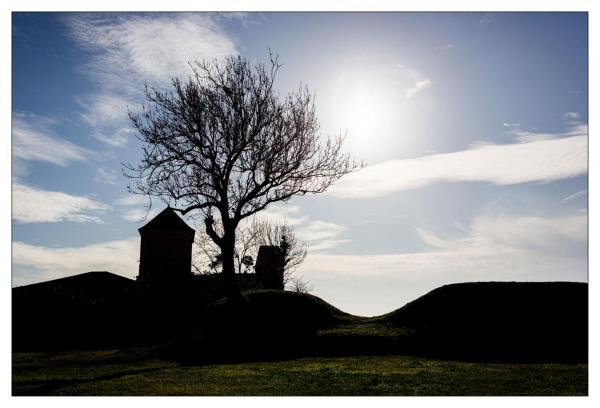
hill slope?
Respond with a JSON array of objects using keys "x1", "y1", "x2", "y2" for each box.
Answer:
[
  {"x1": 13, "y1": 275, "x2": 587, "y2": 362},
  {"x1": 380, "y1": 281, "x2": 588, "y2": 361},
  {"x1": 13, "y1": 271, "x2": 134, "y2": 299}
]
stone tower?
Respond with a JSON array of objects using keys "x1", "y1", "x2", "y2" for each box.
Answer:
[
  {"x1": 254, "y1": 245, "x2": 285, "y2": 290},
  {"x1": 137, "y1": 207, "x2": 195, "y2": 287}
]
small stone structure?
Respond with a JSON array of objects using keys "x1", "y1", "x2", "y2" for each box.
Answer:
[
  {"x1": 137, "y1": 207, "x2": 285, "y2": 291},
  {"x1": 255, "y1": 245, "x2": 285, "y2": 290},
  {"x1": 138, "y1": 207, "x2": 195, "y2": 287}
]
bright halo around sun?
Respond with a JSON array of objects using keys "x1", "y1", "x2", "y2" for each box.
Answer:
[{"x1": 327, "y1": 66, "x2": 408, "y2": 160}]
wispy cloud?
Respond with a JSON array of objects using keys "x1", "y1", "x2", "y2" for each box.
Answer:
[
  {"x1": 565, "y1": 112, "x2": 580, "y2": 120},
  {"x1": 563, "y1": 111, "x2": 583, "y2": 127},
  {"x1": 94, "y1": 167, "x2": 118, "y2": 184},
  {"x1": 563, "y1": 189, "x2": 588, "y2": 202},
  {"x1": 114, "y1": 194, "x2": 150, "y2": 206},
  {"x1": 12, "y1": 183, "x2": 110, "y2": 224},
  {"x1": 121, "y1": 208, "x2": 160, "y2": 223},
  {"x1": 507, "y1": 123, "x2": 585, "y2": 143},
  {"x1": 93, "y1": 128, "x2": 135, "y2": 147},
  {"x1": 70, "y1": 13, "x2": 237, "y2": 89},
  {"x1": 12, "y1": 238, "x2": 139, "y2": 286},
  {"x1": 296, "y1": 221, "x2": 349, "y2": 252},
  {"x1": 299, "y1": 212, "x2": 587, "y2": 315},
  {"x1": 405, "y1": 78, "x2": 432, "y2": 99},
  {"x1": 114, "y1": 194, "x2": 158, "y2": 222},
  {"x1": 254, "y1": 203, "x2": 308, "y2": 226},
  {"x1": 12, "y1": 113, "x2": 89, "y2": 167},
  {"x1": 467, "y1": 213, "x2": 587, "y2": 257},
  {"x1": 68, "y1": 14, "x2": 238, "y2": 133},
  {"x1": 479, "y1": 13, "x2": 494, "y2": 26},
  {"x1": 252, "y1": 204, "x2": 348, "y2": 251},
  {"x1": 77, "y1": 93, "x2": 136, "y2": 132},
  {"x1": 329, "y1": 125, "x2": 587, "y2": 198}
]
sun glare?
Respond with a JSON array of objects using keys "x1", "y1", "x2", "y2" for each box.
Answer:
[{"x1": 327, "y1": 66, "x2": 411, "y2": 160}]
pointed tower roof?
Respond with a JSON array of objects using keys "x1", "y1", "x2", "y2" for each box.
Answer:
[{"x1": 138, "y1": 207, "x2": 195, "y2": 234}]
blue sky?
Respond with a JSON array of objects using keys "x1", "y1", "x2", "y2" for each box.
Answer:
[{"x1": 12, "y1": 12, "x2": 588, "y2": 315}]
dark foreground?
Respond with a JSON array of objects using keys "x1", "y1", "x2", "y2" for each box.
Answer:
[
  {"x1": 12, "y1": 348, "x2": 587, "y2": 396},
  {"x1": 13, "y1": 279, "x2": 588, "y2": 395},
  {"x1": 13, "y1": 279, "x2": 588, "y2": 363}
]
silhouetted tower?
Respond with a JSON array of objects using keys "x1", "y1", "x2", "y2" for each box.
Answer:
[
  {"x1": 138, "y1": 207, "x2": 195, "y2": 287},
  {"x1": 254, "y1": 245, "x2": 284, "y2": 290}
]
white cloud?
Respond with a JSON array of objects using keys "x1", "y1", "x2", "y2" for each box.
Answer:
[
  {"x1": 93, "y1": 128, "x2": 135, "y2": 147},
  {"x1": 414, "y1": 227, "x2": 460, "y2": 251},
  {"x1": 121, "y1": 207, "x2": 160, "y2": 223},
  {"x1": 508, "y1": 124, "x2": 586, "y2": 143},
  {"x1": 468, "y1": 213, "x2": 587, "y2": 257},
  {"x1": 565, "y1": 112, "x2": 580, "y2": 120},
  {"x1": 77, "y1": 94, "x2": 136, "y2": 131},
  {"x1": 69, "y1": 14, "x2": 238, "y2": 132},
  {"x1": 12, "y1": 183, "x2": 110, "y2": 224},
  {"x1": 253, "y1": 203, "x2": 308, "y2": 226},
  {"x1": 307, "y1": 239, "x2": 351, "y2": 252},
  {"x1": 295, "y1": 221, "x2": 349, "y2": 252},
  {"x1": 70, "y1": 14, "x2": 237, "y2": 88},
  {"x1": 12, "y1": 114, "x2": 89, "y2": 167},
  {"x1": 329, "y1": 125, "x2": 587, "y2": 198},
  {"x1": 12, "y1": 238, "x2": 139, "y2": 286},
  {"x1": 249, "y1": 204, "x2": 347, "y2": 251},
  {"x1": 479, "y1": 13, "x2": 494, "y2": 26},
  {"x1": 297, "y1": 221, "x2": 346, "y2": 242},
  {"x1": 405, "y1": 78, "x2": 432, "y2": 99},
  {"x1": 299, "y1": 212, "x2": 587, "y2": 315},
  {"x1": 114, "y1": 194, "x2": 158, "y2": 222},
  {"x1": 94, "y1": 167, "x2": 118, "y2": 184},
  {"x1": 563, "y1": 189, "x2": 588, "y2": 202},
  {"x1": 114, "y1": 194, "x2": 150, "y2": 206},
  {"x1": 306, "y1": 213, "x2": 587, "y2": 278}
]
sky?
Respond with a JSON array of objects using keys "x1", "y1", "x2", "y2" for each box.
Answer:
[{"x1": 11, "y1": 12, "x2": 588, "y2": 316}]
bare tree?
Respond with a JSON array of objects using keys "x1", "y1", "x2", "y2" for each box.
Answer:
[
  {"x1": 288, "y1": 276, "x2": 314, "y2": 294},
  {"x1": 125, "y1": 52, "x2": 359, "y2": 296},
  {"x1": 251, "y1": 219, "x2": 307, "y2": 286},
  {"x1": 193, "y1": 218, "x2": 259, "y2": 275},
  {"x1": 192, "y1": 218, "x2": 309, "y2": 289}
]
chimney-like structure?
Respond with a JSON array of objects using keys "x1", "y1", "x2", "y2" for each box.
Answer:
[
  {"x1": 254, "y1": 245, "x2": 285, "y2": 290},
  {"x1": 137, "y1": 207, "x2": 195, "y2": 287}
]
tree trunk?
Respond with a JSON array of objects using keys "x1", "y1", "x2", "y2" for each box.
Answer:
[{"x1": 221, "y1": 224, "x2": 241, "y2": 298}]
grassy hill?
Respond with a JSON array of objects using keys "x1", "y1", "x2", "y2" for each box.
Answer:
[
  {"x1": 12, "y1": 277, "x2": 588, "y2": 395},
  {"x1": 13, "y1": 274, "x2": 587, "y2": 362},
  {"x1": 380, "y1": 281, "x2": 588, "y2": 361},
  {"x1": 13, "y1": 272, "x2": 187, "y2": 351},
  {"x1": 13, "y1": 271, "x2": 135, "y2": 298},
  {"x1": 162, "y1": 282, "x2": 587, "y2": 363}
]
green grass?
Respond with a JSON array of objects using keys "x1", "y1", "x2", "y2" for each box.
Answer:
[
  {"x1": 317, "y1": 316, "x2": 411, "y2": 338},
  {"x1": 13, "y1": 348, "x2": 587, "y2": 396}
]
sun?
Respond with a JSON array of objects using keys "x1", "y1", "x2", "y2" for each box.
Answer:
[
  {"x1": 328, "y1": 67, "x2": 405, "y2": 157},
  {"x1": 339, "y1": 83, "x2": 379, "y2": 137}
]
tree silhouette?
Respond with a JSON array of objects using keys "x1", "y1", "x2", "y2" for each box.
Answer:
[
  {"x1": 193, "y1": 219, "x2": 259, "y2": 275},
  {"x1": 193, "y1": 218, "x2": 308, "y2": 289},
  {"x1": 252, "y1": 219, "x2": 307, "y2": 285},
  {"x1": 125, "y1": 52, "x2": 358, "y2": 296}
]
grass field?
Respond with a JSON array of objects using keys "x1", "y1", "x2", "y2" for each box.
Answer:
[{"x1": 12, "y1": 348, "x2": 587, "y2": 396}]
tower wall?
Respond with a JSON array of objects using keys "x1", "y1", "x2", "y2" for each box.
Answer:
[
  {"x1": 255, "y1": 245, "x2": 284, "y2": 290},
  {"x1": 138, "y1": 230, "x2": 195, "y2": 286}
]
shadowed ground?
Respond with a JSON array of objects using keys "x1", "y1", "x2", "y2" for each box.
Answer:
[
  {"x1": 12, "y1": 278, "x2": 588, "y2": 395},
  {"x1": 12, "y1": 348, "x2": 587, "y2": 396}
]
